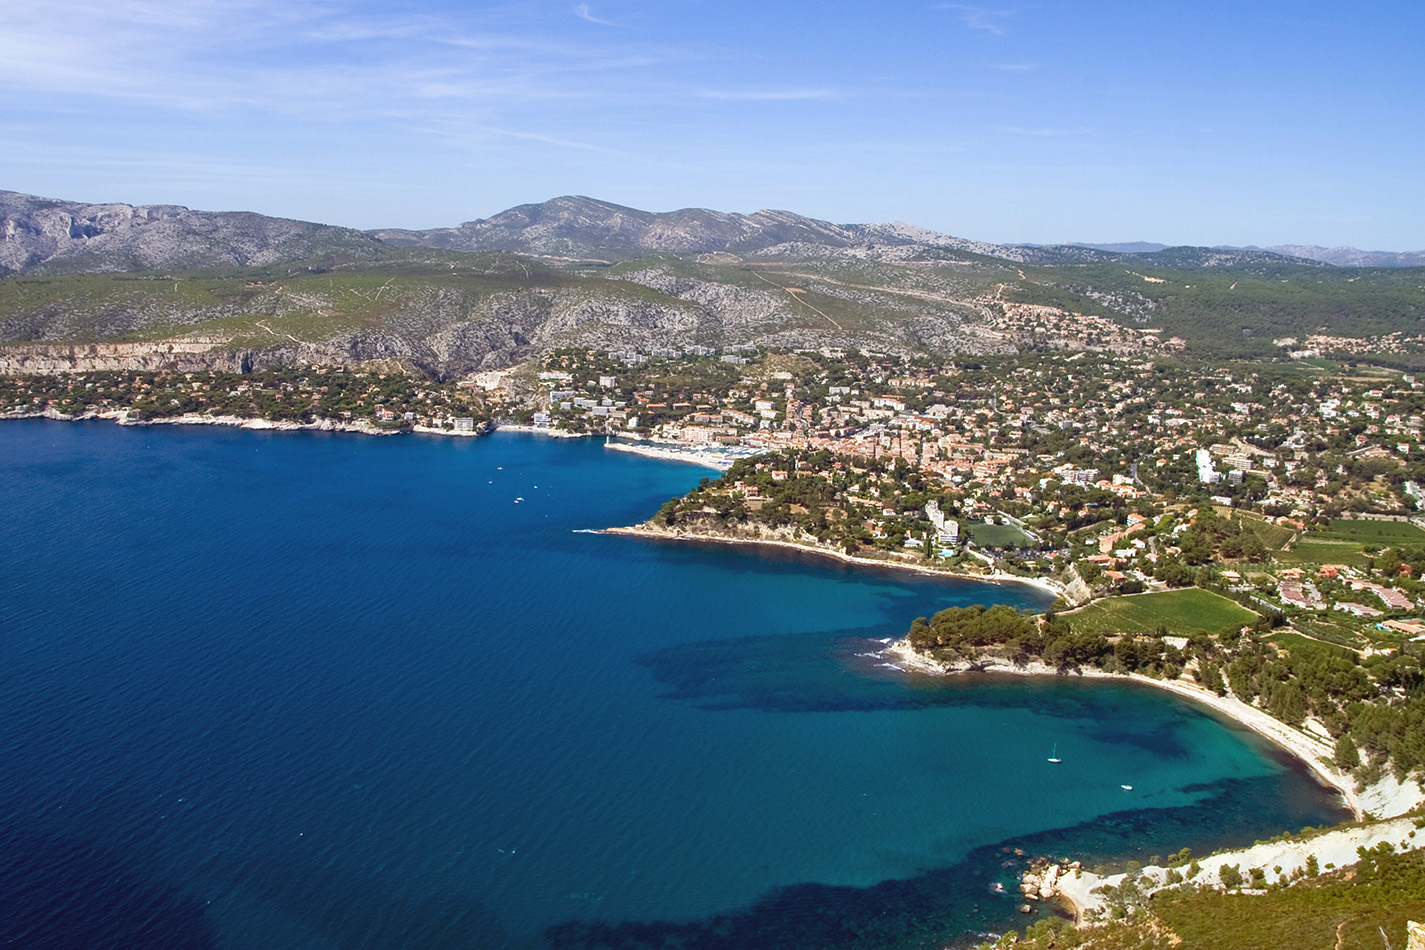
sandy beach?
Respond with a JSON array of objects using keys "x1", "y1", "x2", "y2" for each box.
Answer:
[
  {"x1": 491, "y1": 423, "x2": 593, "y2": 438},
  {"x1": 605, "y1": 522, "x2": 1390, "y2": 822},
  {"x1": 883, "y1": 641, "x2": 1425, "y2": 821},
  {"x1": 602, "y1": 440, "x2": 756, "y2": 470},
  {"x1": 601, "y1": 523, "x2": 1066, "y2": 598}
]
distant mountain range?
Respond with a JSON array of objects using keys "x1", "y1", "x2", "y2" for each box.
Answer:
[
  {"x1": 372, "y1": 197, "x2": 1416, "y2": 269},
  {"x1": 4, "y1": 188, "x2": 1420, "y2": 276},
  {"x1": 2, "y1": 188, "x2": 1423, "y2": 378},
  {"x1": 1071, "y1": 241, "x2": 1425, "y2": 268},
  {"x1": 368, "y1": 194, "x2": 1023, "y2": 263}
]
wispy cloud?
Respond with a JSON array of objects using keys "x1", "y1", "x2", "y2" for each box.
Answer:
[
  {"x1": 991, "y1": 62, "x2": 1039, "y2": 71},
  {"x1": 935, "y1": 4, "x2": 1013, "y2": 35},
  {"x1": 997, "y1": 126, "x2": 1081, "y2": 137},
  {"x1": 574, "y1": 4, "x2": 616, "y2": 26},
  {"x1": 845, "y1": 141, "x2": 972, "y2": 155},
  {"x1": 0, "y1": 0, "x2": 683, "y2": 118},
  {"x1": 696, "y1": 88, "x2": 837, "y2": 101},
  {"x1": 476, "y1": 124, "x2": 631, "y2": 155},
  {"x1": 0, "y1": 134, "x2": 389, "y2": 195}
]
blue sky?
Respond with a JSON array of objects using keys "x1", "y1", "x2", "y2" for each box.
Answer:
[{"x1": 1, "y1": 0, "x2": 1421, "y2": 248}]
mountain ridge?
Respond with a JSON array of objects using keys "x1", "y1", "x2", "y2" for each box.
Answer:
[
  {"x1": 1069, "y1": 240, "x2": 1425, "y2": 268},
  {"x1": 368, "y1": 194, "x2": 1029, "y2": 263},
  {"x1": 0, "y1": 190, "x2": 385, "y2": 276},
  {"x1": 372, "y1": 198, "x2": 1407, "y2": 271},
  {"x1": 8, "y1": 188, "x2": 1415, "y2": 276},
  {"x1": 3, "y1": 188, "x2": 1424, "y2": 380}
]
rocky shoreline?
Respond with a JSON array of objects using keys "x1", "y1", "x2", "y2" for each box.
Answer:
[
  {"x1": 600, "y1": 522, "x2": 1066, "y2": 597},
  {"x1": 2, "y1": 407, "x2": 496, "y2": 438},
  {"x1": 1015, "y1": 855, "x2": 1082, "y2": 918},
  {"x1": 1049, "y1": 815, "x2": 1424, "y2": 923}
]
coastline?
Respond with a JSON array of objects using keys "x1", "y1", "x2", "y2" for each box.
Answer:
[
  {"x1": 491, "y1": 423, "x2": 594, "y2": 439},
  {"x1": 18, "y1": 406, "x2": 1412, "y2": 820},
  {"x1": 882, "y1": 641, "x2": 1425, "y2": 822},
  {"x1": 602, "y1": 440, "x2": 758, "y2": 470},
  {"x1": 600, "y1": 522, "x2": 1065, "y2": 598},
  {"x1": 1053, "y1": 815, "x2": 1424, "y2": 921},
  {"x1": 3, "y1": 407, "x2": 493, "y2": 438}
]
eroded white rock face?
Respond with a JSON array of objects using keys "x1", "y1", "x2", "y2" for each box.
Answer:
[
  {"x1": 0, "y1": 190, "x2": 384, "y2": 275},
  {"x1": 1358, "y1": 773, "x2": 1425, "y2": 818},
  {"x1": 1058, "y1": 816, "x2": 1425, "y2": 921},
  {"x1": 0, "y1": 339, "x2": 243, "y2": 375}
]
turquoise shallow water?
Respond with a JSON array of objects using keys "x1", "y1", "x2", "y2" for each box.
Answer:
[{"x1": 0, "y1": 421, "x2": 1347, "y2": 949}]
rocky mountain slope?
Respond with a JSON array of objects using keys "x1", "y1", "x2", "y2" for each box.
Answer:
[
  {"x1": 374, "y1": 198, "x2": 1361, "y2": 271},
  {"x1": 3, "y1": 189, "x2": 1423, "y2": 378},
  {"x1": 0, "y1": 191, "x2": 385, "y2": 275},
  {"x1": 370, "y1": 195, "x2": 1027, "y2": 263},
  {"x1": 0, "y1": 252, "x2": 1003, "y2": 379}
]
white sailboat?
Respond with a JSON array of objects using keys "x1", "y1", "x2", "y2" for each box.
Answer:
[{"x1": 1047, "y1": 743, "x2": 1061, "y2": 764}]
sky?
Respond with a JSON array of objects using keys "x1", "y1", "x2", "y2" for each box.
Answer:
[{"x1": 1, "y1": 0, "x2": 1422, "y2": 248}]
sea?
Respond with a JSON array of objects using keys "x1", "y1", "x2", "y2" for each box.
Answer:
[{"x1": 0, "y1": 420, "x2": 1349, "y2": 950}]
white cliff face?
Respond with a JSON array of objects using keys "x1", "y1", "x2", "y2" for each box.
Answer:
[
  {"x1": 0, "y1": 336, "x2": 259, "y2": 374},
  {"x1": 0, "y1": 191, "x2": 384, "y2": 275}
]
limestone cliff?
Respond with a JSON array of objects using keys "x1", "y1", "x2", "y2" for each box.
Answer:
[{"x1": 0, "y1": 190, "x2": 384, "y2": 275}]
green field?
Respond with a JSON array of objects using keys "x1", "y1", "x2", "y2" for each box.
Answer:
[
  {"x1": 1312, "y1": 518, "x2": 1425, "y2": 545},
  {"x1": 1067, "y1": 588, "x2": 1258, "y2": 637},
  {"x1": 967, "y1": 522, "x2": 1035, "y2": 548},
  {"x1": 1274, "y1": 519, "x2": 1425, "y2": 567},
  {"x1": 1266, "y1": 629, "x2": 1360, "y2": 656},
  {"x1": 1237, "y1": 515, "x2": 1297, "y2": 550},
  {"x1": 1274, "y1": 538, "x2": 1372, "y2": 566}
]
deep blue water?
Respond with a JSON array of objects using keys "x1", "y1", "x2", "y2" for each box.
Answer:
[{"x1": 0, "y1": 421, "x2": 1347, "y2": 949}]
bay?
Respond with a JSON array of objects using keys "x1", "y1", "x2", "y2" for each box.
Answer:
[{"x1": 0, "y1": 420, "x2": 1347, "y2": 949}]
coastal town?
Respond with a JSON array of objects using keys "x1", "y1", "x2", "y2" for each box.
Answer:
[
  {"x1": 509, "y1": 344, "x2": 1425, "y2": 629},
  {"x1": 499, "y1": 344, "x2": 1425, "y2": 849},
  {"x1": 0, "y1": 366, "x2": 493, "y2": 435},
  {"x1": 10, "y1": 343, "x2": 1425, "y2": 652},
  {"x1": 8, "y1": 341, "x2": 1425, "y2": 946},
  {"x1": 9, "y1": 1, "x2": 1425, "y2": 944}
]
